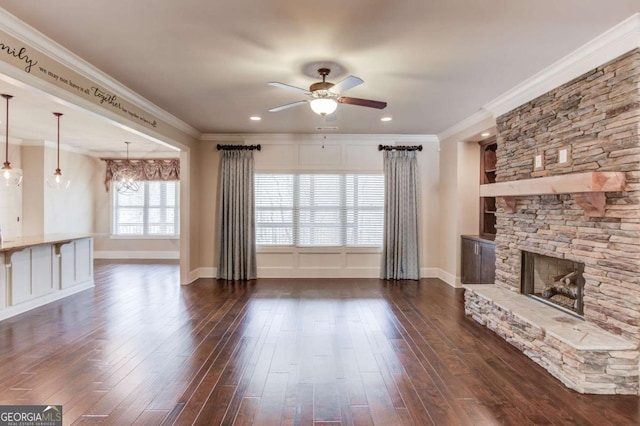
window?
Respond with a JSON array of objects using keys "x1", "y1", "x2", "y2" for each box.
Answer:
[
  {"x1": 112, "y1": 181, "x2": 180, "y2": 237},
  {"x1": 255, "y1": 173, "x2": 384, "y2": 247}
]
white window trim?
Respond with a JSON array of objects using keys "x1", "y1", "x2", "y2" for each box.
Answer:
[
  {"x1": 111, "y1": 181, "x2": 180, "y2": 238},
  {"x1": 255, "y1": 173, "x2": 384, "y2": 248}
]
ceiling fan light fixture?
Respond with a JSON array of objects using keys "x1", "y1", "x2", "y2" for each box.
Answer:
[{"x1": 310, "y1": 98, "x2": 338, "y2": 116}]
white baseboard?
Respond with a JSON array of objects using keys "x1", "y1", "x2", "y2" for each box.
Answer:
[
  {"x1": 437, "y1": 268, "x2": 462, "y2": 288},
  {"x1": 420, "y1": 267, "x2": 439, "y2": 278},
  {"x1": 185, "y1": 267, "x2": 217, "y2": 284},
  {"x1": 94, "y1": 250, "x2": 180, "y2": 260},
  {"x1": 186, "y1": 266, "x2": 448, "y2": 281}
]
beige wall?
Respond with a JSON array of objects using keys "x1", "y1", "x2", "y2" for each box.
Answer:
[
  {"x1": 196, "y1": 141, "x2": 220, "y2": 271},
  {"x1": 194, "y1": 136, "x2": 440, "y2": 278},
  {"x1": 92, "y1": 159, "x2": 180, "y2": 257},
  {"x1": 437, "y1": 116, "x2": 496, "y2": 286},
  {"x1": 44, "y1": 147, "x2": 100, "y2": 234},
  {"x1": 21, "y1": 144, "x2": 45, "y2": 235},
  {"x1": 20, "y1": 144, "x2": 102, "y2": 236}
]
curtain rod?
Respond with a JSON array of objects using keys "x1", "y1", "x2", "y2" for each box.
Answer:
[
  {"x1": 216, "y1": 144, "x2": 261, "y2": 151},
  {"x1": 378, "y1": 144, "x2": 423, "y2": 151}
]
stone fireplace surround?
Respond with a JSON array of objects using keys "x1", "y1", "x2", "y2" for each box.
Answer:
[{"x1": 464, "y1": 49, "x2": 640, "y2": 395}]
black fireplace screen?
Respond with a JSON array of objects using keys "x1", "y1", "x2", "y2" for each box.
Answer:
[{"x1": 521, "y1": 251, "x2": 584, "y2": 316}]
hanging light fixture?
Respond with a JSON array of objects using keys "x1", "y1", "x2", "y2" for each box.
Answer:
[
  {"x1": 1, "y1": 94, "x2": 22, "y2": 187},
  {"x1": 46, "y1": 112, "x2": 71, "y2": 190},
  {"x1": 113, "y1": 141, "x2": 140, "y2": 194},
  {"x1": 309, "y1": 98, "x2": 338, "y2": 116}
]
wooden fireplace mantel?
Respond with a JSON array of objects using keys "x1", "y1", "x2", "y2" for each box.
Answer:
[{"x1": 479, "y1": 171, "x2": 626, "y2": 217}]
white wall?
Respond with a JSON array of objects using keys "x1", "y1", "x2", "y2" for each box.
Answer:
[{"x1": 193, "y1": 135, "x2": 440, "y2": 279}]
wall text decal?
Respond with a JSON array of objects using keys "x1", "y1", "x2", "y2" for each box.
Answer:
[
  {"x1": 0, "y1": 34, "x2": 159, "y2": 130},
  {"x1": 0, "y1": 41, "x2": 37, "y2": 73}
]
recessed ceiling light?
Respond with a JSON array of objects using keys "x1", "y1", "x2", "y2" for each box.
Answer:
[
  {"x1": 380, "y1": 116, "x2": 392, "y2": 122},
  {"x1": 250, "y1": 116, "x2": 261, "y2": 121},
  {"x1": 481, "y1": 132, "x2": 490, "y2": 137}
]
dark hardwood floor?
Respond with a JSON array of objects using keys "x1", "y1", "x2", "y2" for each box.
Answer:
[{"x1": 0, "y1": 261, "x2": 637, "y2": 425}]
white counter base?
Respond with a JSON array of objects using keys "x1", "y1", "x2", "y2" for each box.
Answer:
[{"x1": 0, "y1": 236, "x2": 94, "y2": 322}]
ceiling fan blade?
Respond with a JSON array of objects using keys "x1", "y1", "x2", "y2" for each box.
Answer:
[
  {"x1": 330, "y1": 75, "x2": 363, "y2": 94},
  {"x1": 338, "y1": 97, "x2": 387, "y2": 109},
  {"x1": 268, "y1": 100, "x2": 308, "y2": 112},
  {"x1": 268, "y1": 82, "x2": 311, "y2": 95}
]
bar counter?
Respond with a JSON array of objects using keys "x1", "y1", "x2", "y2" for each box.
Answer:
[
  {"x1": 0, "y1": 233, "x2": 96, "y2": 251},
  {"x1": 0, "y1": 234, "x2": 95, "y2": 321}
]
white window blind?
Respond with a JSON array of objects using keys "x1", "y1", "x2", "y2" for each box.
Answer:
[
  {"x1": 255, "y1": 173, "x2": 384, "y2": 247},
  {"x1": 113, "y1": 181, "x2": 180, "y2": 237}
]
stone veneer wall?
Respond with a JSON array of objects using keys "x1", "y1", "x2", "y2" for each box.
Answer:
[{"x1": 493, "y1": 49, "x2": 640, "y2": 344}]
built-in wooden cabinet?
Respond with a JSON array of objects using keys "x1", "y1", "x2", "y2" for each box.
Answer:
[
  {"x1": 461, "y1": 137, "x2": 497, "y2": 285},
  {"x1": 461, "y1": 235, "x2": 496, "y2": 284},
  {"x1": 479, "y1": 138, "x2": 497, "y2": 236}
]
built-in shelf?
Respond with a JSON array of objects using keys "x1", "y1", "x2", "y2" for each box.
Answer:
[
  {"x1": 479, "y1": 139, "x2": 497, "y2": 236},
  {"x1": 479, "y1": 171, "x2": 626, "y2": 217}
]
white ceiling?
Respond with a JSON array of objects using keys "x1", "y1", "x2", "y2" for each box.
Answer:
[{"x1": 0, "y1": 1, "x2": 637, "y2": 142}]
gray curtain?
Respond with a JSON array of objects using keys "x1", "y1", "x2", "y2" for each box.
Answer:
[
  {"x1": 381, "y1": 150, "x2": 420, "y2": 280},
  {"x1": 217, "y1": 150, "x2": 257, "y2": 280}
]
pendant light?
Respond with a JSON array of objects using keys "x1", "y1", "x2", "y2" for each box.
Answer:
[
  {"x1": 113, "y1": 141, "x2": 139, "y2": 194},
  {"x1": 46, "y1": 112, "x2": 71, "y2": 190},
  {"x1": 1, "y1": 94, "x2": 22, "y2": 187}
]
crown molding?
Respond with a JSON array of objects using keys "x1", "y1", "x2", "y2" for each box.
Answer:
[
  {"x1": 92, "y1": 150, "x2": 180, "y2": 159},
  {"x1": 437, "y1": 109, "x2": 494, "y2": 142},
  {"x1": 0, "y1": 7, "x2": 202, "y2": 139},
  {"x1": 484, "y1": 13, "x2": 640, "y2": 118},
  {"x1": 200, "y1": 133, "x2": 439, "y2": 143}
]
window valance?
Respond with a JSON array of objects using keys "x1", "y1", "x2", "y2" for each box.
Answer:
[{"x1": 104, "y1": 159, "x2": 180, "y2": 191}]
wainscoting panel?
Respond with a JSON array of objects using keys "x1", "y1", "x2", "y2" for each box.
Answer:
[
  {"x1": 298, "y1": 252, "x2": 343, "y2": 268},
  {"x1": 256, "y1": 248, "x2": 381, "y2": 278}
]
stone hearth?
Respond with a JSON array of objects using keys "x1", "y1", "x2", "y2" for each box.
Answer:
[
  {"x1": 464, "y1": 49, "x2": 640, "y2": 394},
  {"x1": 465, "y1": 285, "x2": 638, "y2": 394}
]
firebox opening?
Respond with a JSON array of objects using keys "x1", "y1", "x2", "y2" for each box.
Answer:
[{"x1": 521, "y1": 251, "x2": 585, "y2": 317}]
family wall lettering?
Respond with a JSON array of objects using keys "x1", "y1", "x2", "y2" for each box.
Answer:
[{"x1": 0, "y1": 36, "x2": 158, "y2": 129}]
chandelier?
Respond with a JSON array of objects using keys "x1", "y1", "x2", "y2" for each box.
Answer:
[{"x1": 113, "y1": 142, "x2": 140, "y2": 194}]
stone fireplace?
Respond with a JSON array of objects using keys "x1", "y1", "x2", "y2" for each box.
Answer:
[
  {"x1": 521, "y1": 251, "x2": 584, "y2": 316},
  {"x1": 464, "y1": 49, "x2": 640, "y2": 395}
]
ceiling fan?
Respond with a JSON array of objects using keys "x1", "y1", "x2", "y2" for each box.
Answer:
[{"x1": 268, "y1": 68, "x2": 387, "y2": 116}]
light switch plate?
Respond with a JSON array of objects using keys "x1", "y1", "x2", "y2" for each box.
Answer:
[
  {"x1": 559, "y1": 148, "x2": 567, "y2": 163},
  {"x1": 533, "y1": 153, "x2": 545, "y2": 171}
]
